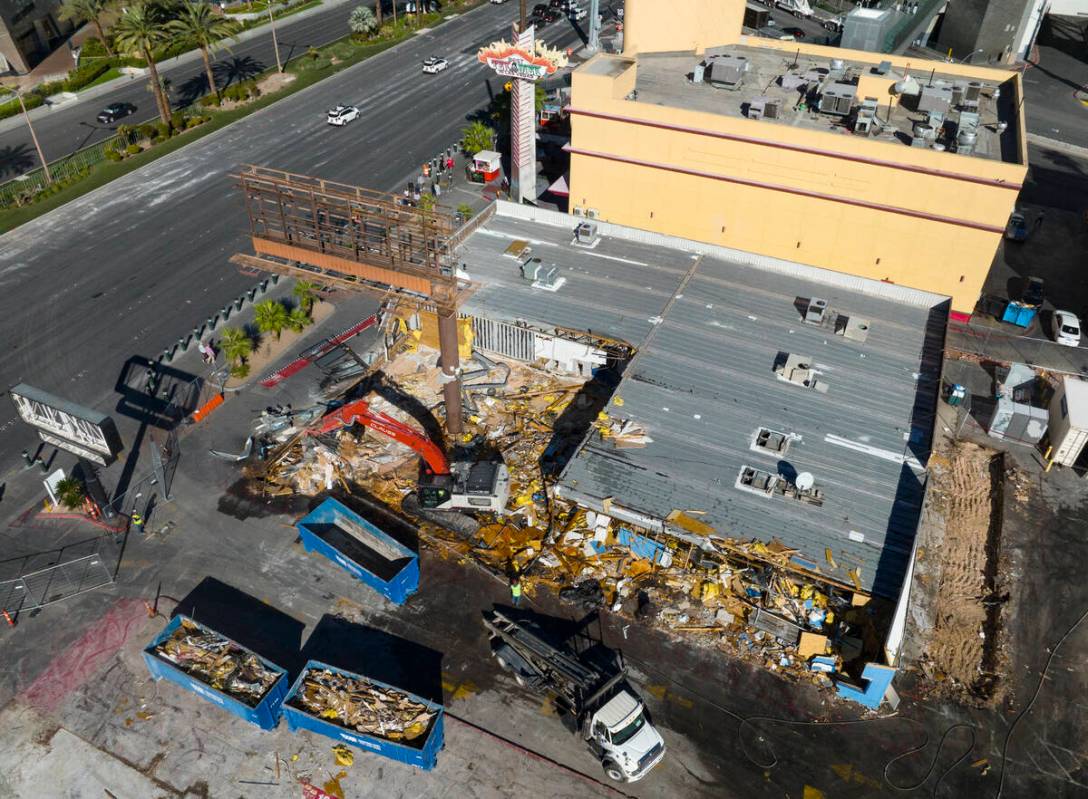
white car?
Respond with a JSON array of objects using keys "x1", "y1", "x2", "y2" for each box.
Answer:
[
  {"x1": 1053, "y1": 310, "x2": 1082, "y2": 347},
  {"x1": 489, "y1": 0, "x2": 508, "y2": 3},
  {"x1": 327, "y1": 105, "x2": 360, "y2": 126},
  {"x1": 422, "y1": 57, "x2": 449, "y2": 74},
  {"x1": 569, "y1": 6, "x2": 587, "y2": 19}
]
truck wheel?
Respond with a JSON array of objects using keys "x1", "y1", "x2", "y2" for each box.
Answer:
[{"x1": 602, "y1": 761, "x2": 625, "y2": 782}]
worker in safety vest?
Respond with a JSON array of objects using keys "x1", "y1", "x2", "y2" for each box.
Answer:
[
  {"x1": 510, "y1": 575, "x2": 522, "y2": 607},
  {"x1": 131, "y1": 512, "x2": 144, "y2": 534}
]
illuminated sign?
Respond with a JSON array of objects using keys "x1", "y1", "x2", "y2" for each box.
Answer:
[
  {"x1": 10, "y1": 384, "x2": 122, "y2": 466},
  {"x1": 477, "y1": 39, "x2": 568, "y2": 82}
]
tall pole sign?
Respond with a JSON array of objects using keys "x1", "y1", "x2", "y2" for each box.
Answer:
[{"x1": 478, "y1": 27, "x2": 568, "y2": 205}]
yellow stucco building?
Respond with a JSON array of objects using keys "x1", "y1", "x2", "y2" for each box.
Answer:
[{"x1": 567, "y1": 0, "x2": 1028, "y2": 313}]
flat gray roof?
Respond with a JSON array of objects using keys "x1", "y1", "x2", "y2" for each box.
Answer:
[
  {"x1": 458, "y1": 204, "x2": 947, "y2": 598},
  {"x1": 631, "y1": 47, "x2": 1021, "y2": 164}
]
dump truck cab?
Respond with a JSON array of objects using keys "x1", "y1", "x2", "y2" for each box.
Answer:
[{"x1": 584, "y1": 690, "x2": 666, "y2": 782}]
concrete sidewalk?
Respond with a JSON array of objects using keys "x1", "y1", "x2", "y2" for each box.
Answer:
[{"x1": 0, "y1": 0, "x2": 352, "y2": 138}]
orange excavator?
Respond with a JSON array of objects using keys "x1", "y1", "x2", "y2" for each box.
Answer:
[{"x1": 308, "y1": 399, "x2": 510, "y2": 513}]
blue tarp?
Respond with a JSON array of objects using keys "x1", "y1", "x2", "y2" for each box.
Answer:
[
  {"x1": 616, "y1": 527, "x2": 669, "y2": 564},
  {"x1": 1002, "y1": 302, "x2": 1037, "y2": 327}
]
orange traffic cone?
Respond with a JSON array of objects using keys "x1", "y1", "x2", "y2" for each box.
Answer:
[{"x1": 2, "y1": 609, "x2": 15, "y2": 627}]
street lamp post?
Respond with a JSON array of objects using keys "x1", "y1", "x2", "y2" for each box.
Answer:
[
  {"x1": 268, "y1": 5, "x2": 283, "y2": 72},
  {"x1": 5, "y1": 87, "x2": 52, "y2": 184}
]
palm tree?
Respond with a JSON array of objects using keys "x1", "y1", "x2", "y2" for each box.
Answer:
[
  {"x1": 220, "y1": 326, "x2": 253, "y2": 377},
  {"x1": 112, "y1": 2, "x2": 173, "y2": 130},
  {"x1": 168, "y1": 2, "x2": 237, "y2": 102},
  {"x1": 292, "y1": 279, "x2": 318, "y2": 315},
  {"x1": 461, "y1": 120, "x2": 494, "y2": 156},
  {"x1": 348, "y1": 4, "x2": 378, "y2": 37},
  {"x1": 287, "y1": 307, "x2": 311, "y2": 333},
  {"x1": 59, "y1": 0, "x2": 115, "y2": 56},
  {"x1": 254, "y1": 299, "x2": 289, "y2": 342},
  {"x1": 55, "y1": 477, "x2": 86, "y2": 510}
]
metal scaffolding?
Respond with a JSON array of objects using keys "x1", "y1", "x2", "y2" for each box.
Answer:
[{"x1": 233, "y1": 165, "x2": 473, "y2": 432}]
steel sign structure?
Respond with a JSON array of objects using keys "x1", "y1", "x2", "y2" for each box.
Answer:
[{"x1": 9, "y1": 384, "x2": 122, "y2": 466}]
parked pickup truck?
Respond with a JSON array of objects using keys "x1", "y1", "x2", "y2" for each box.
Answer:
[{"x1": 484, "y1": 610, "x2": 666, "y2": 783}]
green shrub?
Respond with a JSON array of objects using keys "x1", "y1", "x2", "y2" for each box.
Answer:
[
  {"x1": 137, "y1": 123, "x2": 156, "y2": 139},
  {"x1": 126, "y1": 143, "x2": 142, "y2": 155},
  {"x1": 186, "y1": 116, "x2": 203, "y2": 129},
  {"x1": 78, "y1": 38, "x2": 108, "y2": 61},
  {"x1": 105, "y1": 149, "x2": 124, "y2": 161},
  {"x1": 199, "y1": 94, "x2": 221, "y2": 107},
  {"x1": 64, "y1": 60, "x2": 111, "y2": 92}
]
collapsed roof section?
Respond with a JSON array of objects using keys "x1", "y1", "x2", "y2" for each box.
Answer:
[{"x1": 456, "y1": 202, "x2": 947, "y2": 599}]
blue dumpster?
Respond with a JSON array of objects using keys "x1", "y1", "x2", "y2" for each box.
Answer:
[
  {"x1": 282, "y1": 660, "x2": 445, "y2": 770},
  {"x1": 296, "y1": 498, "x2": 419, "y2": 604},
  {"x1": 1002, "y1": 301, "x2": 1037, "y2": 328},
  {"x1": 143, "y1": 615, "x2": 288, "y2": 730}
]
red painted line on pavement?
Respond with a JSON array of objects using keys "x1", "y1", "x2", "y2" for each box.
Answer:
[
  {"x1": 259, "y1": 314, "x2": 378, "y2": 388},
  {"x1": 22, "y1": 598, "x2": 146, "y2": 714}
]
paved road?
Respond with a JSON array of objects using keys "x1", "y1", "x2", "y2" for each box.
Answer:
[
  {"x1": 0, "y1": 2, "x2": 590, "y2": 479},
  {"x1": 0, "y1": 0, "x2": 363, "y2": 178},
  {"x1": 1023, "y1": 14, "x2": 1088, "y2": 149}
]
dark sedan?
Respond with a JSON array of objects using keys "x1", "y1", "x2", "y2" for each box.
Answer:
[
  {"x1": 781, "y1": 26, "x2": 806, "y2": 38},
  {"x1": 97, "y1": 102, "x2": 137, "y2": 124}
]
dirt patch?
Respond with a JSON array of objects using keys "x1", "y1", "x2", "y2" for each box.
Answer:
[
  {"x1": 257, "y1": 71, "x2": 297, "y2": 95},
  {"x1": 917, "y1": 441, "x2": 1007, "y2": 703}
]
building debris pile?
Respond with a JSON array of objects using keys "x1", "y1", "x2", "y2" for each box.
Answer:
[
  {"x1": 291, "y1": 667, "x2": 435, "y2": 743},
  {"x1": 249, "y1": 334, "x2": 884, "y2": 688},
  {"x1": 153, "y1": 619, "x2": 280, "y2": 705}
]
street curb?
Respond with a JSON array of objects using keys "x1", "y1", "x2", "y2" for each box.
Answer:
[
  {"x1": 0, "y1": 0, "x2": 492, "y2": 239},
  {"x1": 0, "y1": 0, "x2": 354, "y2": 137},
  {"x1": 1027, "y1": 132, "x2": 1088, "y2": 160}
]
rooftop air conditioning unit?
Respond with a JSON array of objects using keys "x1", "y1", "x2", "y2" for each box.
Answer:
[
  {"x1": 917, "y1": 84, "x2": 952, "y2": 115},
  {"x1": 965, "y1": 81, "x2": 983, "y2": 103},
  {"x1": 748, "y1": 97, "x2": 777, "y2": 120},
  {"x1": 805, "y1": 298, "x2": 828, "y2": 324},
  {"x1": 818, "y1": 82, "x2": 856, "y2": 116},
  {"x1": 573, "y1": 221, "x2": 600, "y2": 247},
  {"x1": 585, "y1": 208, "x2": 599, "y2": 219},
  {"x1": 521, "y1": 259, "x2": 563, "y2": 290},
  {"x1": 707, "y1": 55, "x2": 748, "y2": 90},
  {"x1": 780, "y1": 73, "x2": 808, "y2": 91},
  {"x1": 692, "y1": 63, "x2": 705, "y2": 84}
]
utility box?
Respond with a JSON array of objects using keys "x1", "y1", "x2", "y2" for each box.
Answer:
[
  {"x1": 1048, "y1": 376, "x2": 1088, "y2": 467},
  {"x1": 296, "y1": 498, "x2": 420, "y2": 605}
]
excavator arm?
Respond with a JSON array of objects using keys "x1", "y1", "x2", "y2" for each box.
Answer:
[{"x1": 308, "y1": 399, "x2": 451, "y2": 476}]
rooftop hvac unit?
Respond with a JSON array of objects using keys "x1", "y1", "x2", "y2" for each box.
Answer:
[
  {"x1": 521, "y1": 259, "x2": 562, "y2": 290},
  {"x1": 956, "y1": 129, "x2": 978, "y2": 154},
  {"x1": 912, "y1": 122, "x2": 935, "y2": 140},
  {"x1": 854, "y1": 108, "x2": 876, "y2": 135},
  {"x1": 917, "y1": 84, "x2": 952, "y2": 115},
  {"x1": 780, "y1": 73, "x2": 808, "y2": 91},
  {"x1": 747, "y1": 97, "x2": 779, "y2": 120},
  {"x1": 692, "y1": 63, "x2": 705, "y2": 84},
  {"x1": 911, "y1": 134, "x2": 929, "y2": 148},
  {"x1": 893, "y1": 74, "x2": 921, "y2": 95},
  {"x1": 927, "y1": 110, "x2": 945, "y2": 131},
  {"x1": 818, "y1": 82, "x2": 856, "y2": 116},
  {"x1": 965, "y1": 81, "x2": 983, "y2": 103},
  {"x1": 573, "y1": 221, "x2": 600, "y2": 247},
  {"x1": 875, "y1": 60, "x2": 892, "y2": 75},
  {"x1": 707, "y1": 56, "x2": 748, "y2": 89},
  {"x1": 805, "y1": 298, "x2": 828, "y2": 324},
  {"x1": 952, "y1": 82, "x2": 965, "y2": 106}
]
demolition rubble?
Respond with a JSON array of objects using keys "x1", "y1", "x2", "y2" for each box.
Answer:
[
  {"x1": 245, "y1": 323, "x2": 885, "y2": 690},
  {"x1": 290, "y1": 667, "x2": 436, "y2": 743},
  {"x1": 152, "y1": 618, "x2": 281, "y2": 705}
]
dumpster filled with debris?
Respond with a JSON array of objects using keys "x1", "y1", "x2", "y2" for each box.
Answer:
[
  {"x1": 296, "y1": 497, "x2": 420, "y2": 604},
  {"x1": 143, "y1": 615, "x2": 289, "y2": 730},
  {"x1": 282, "y1": 660, "x2": 445, "y2": 770}
]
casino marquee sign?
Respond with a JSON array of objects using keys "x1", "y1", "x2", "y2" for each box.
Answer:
[
  {"x1": 9, "y1": 384, "x2": 123, "y2": 466},
  {"x1": 477, "y1": 39, "x2": 568, "y2": 81}
]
